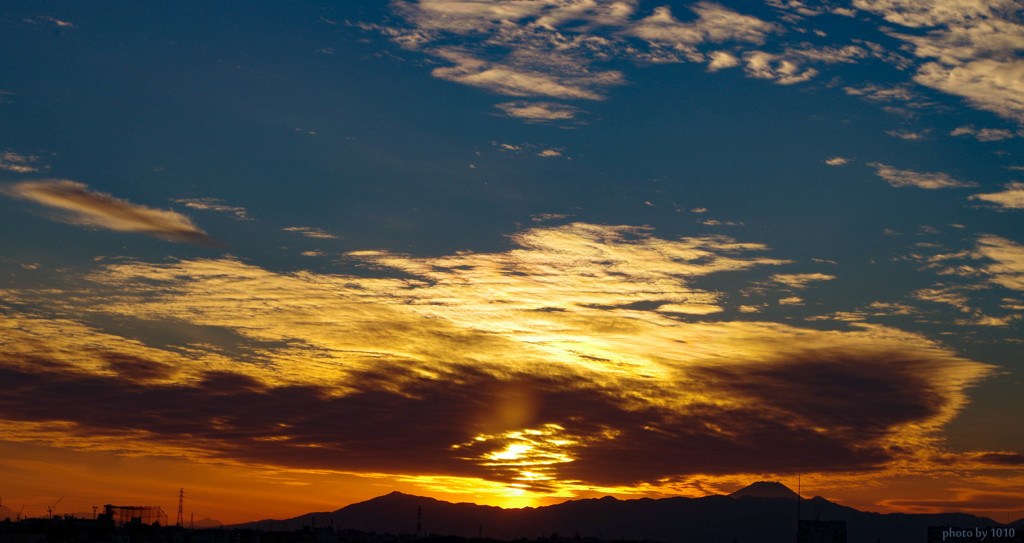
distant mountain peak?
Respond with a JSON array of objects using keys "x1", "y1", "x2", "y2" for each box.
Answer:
[
  {"x1": 192, "y1": 517, "x2": 223, "y2": 529},
  {"x1": 373, "y1": 490, "x2": 426, "y2": 499},
  {"x1": 364, "y1": 491, "x2": 432, "y2": 504},
  {"x1": 728, "y1": 481, "x2": 799, "y2": 499}
]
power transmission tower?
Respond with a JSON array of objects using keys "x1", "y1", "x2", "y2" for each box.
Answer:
[{"x1": 176, "y1": 489, "x2": 184, "y2": 527}]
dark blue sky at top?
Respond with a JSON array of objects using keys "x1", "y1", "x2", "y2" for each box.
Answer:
[
  {"x1": 3, "y1": 1, "x2": 1018, "y2": 251},
  {"x1": 2, "y1": 0, "x2": 1023, "y2": 455}
]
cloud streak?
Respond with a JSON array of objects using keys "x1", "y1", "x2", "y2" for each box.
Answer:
[
  {"x1": 430, "y1": 49, "x2": 624, "y2": 100},
  {"x1": 174, "y1": 198, "x2": 251, "y2": 221},
  {"x1": 283, "y1": 226, "x2": 339, "y2": 239},
  {"x1": 869, "y1": 163, "x2": 978, "y2": 189},
  {"x1": 771, "y1": 273, "x2": 836, "y2": 288},
  {"x1": 495, "y1": 101, "x2": 582, "y2": 122},
  {"x1": 970, "y1": 182, "x2": 1024, "y2": 209},
  {"x1": 623, "y1": 3, "x2": 780, "y2": 50},
  {"x1": 1, "y1": 150, "x2": 46, "y2": 173},
  {"x1": 5, "y1": 180, "x2": 220, "y2": 246}
]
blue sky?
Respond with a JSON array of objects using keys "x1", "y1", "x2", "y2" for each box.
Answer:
[{"x1": 1, "y1": 0, "x2": 1023, "y2": 523}]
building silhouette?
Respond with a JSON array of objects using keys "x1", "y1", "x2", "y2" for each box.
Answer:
[{"x1": 798, "y1": 519, "x2": 846, "y2": 543}]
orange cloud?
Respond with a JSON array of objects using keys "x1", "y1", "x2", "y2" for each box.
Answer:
[
  {"x1": 5, "y1": 179, "x2": 219, "y2": 245},
  {"x1": 0, "y1": 223, "x2": 1007, "y2": 503}
]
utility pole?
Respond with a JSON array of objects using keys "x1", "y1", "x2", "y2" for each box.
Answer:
[{"x1": 796, "y1": 474, "x2": 801, "y2": 543}]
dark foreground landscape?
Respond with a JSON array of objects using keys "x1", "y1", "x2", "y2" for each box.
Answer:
[{"x1": 3, "y1": 483, "x2": 1022, "y2": 543}]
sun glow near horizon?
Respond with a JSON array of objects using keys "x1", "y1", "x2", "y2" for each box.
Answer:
[{"x1": 0, "y1": 223, "x2": 1009, "y2": 517}]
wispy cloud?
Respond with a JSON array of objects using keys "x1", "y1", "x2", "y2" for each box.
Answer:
[
  {"x1": 699, "y1": 218, "x2": 743, "y2": 226},
  {"x1": 771, "y1": 273, "x2": 836, "y2": 288},
  {"x1": 495, "y1": 101, "x2": 582, "y2": 122},
  {"x1": 766, "y1": 0, "x2": 825, "y2": 18},
  {"x1": 824, "y1": 156, "x2": 851, "y2": 166},
  {"x1": 283, "y1": 226, "x2": 338, "y2": 239},
  {"x1": 913, "y1": 284, "x2": 977, "y2": 313},
  {"x1": 4, "y1": 179, "x2": 219, "y2": 246},
  {"x1": 741, "y1": 51, "x2": 818, "y2": 85},
  {"x1": 706, "y1": 51, "x2": 740, "y2": 71},
  {"x1": 972, "y1": 235, "x2": 1024, "y2": 292},
  {"x1": 531, "y1": 213, "x2": 572, "y2": 223},
  {"x1": 623, "y1": 3, "x2": 780, "y2": 51},
  {"x1": 25, "y1": 15, "x2": 74, "y2": 28},
  {"x1": 384, "y1": 1, "x2": 631, "y2": 104},
  {"x1": 912, "y1": 280, "x2": 1020, "y2": 327},
  {"x1": 950, "y1": 126, "x2": 1018, "y2": 141},
  {"x1": 869, "y1": 163, "x2": 978, "y2": 189},
  {"x1": 493, "y1": 141, "x2": 566, "y2": 158},
  {"x1": 970, "y1": 182, "x2": 1024, "y2": 209},
  {"x1": 174, "y1": 198, "x2": 251, "y2": 221},
  {"x1": 788, "y1": 45, "x2": 870, "y2": 65},
  {"x1": 0, "y1": 150, "x2": 47, "y2": 173},
  {"x1": 46, "y1": 16, "x2": 73, "y2": 27},
  {"x1": 843, "y1": 84, "x2": 918, "y2": 103},
  {"x1": 910, "y1": 235, "x2": 1024, "y2": 313},
  {"x1": 886, "y1": 129, "x2": 929, "y2": 141},
  {"x1": 431, "y1": 48, "x2": 623, "y2": 100}
]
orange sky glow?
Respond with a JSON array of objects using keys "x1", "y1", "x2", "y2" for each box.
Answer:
[
  {"x1": 2, "y1": 225, "x2": 1022, "y2": 524},
  {"x1": 3, "y1": 0, "x2": 1024, "y2": 530}
]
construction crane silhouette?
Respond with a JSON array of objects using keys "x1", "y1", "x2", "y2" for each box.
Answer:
[
  {"x1": 47, "y1": 495, "x2": 65, "y2": 518},
  {"x1": 17, "y1": 505, "x2": 26, "y2": 521}
]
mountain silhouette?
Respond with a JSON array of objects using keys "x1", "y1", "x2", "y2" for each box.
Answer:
[
  {"x1": 192, "y1": 517, "x2": 223, "y2": 529},
  {"x1": 232, "y1": 483, "x2": 1015, "y2": 543},
  {"x1": 727, "y1": 481, "x2": 799, "y2": 500}
]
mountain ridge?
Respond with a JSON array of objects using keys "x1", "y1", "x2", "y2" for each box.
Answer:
[{"x1": 231, "y1": 483, "x2": 1015, "y2": 543}]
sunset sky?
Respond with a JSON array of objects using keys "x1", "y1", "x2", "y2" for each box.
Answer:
[{"x1": 2, "y1": 0, "x2": 1024, "y2": 526}]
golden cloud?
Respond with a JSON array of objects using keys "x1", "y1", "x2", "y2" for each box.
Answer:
[
  {"x1": 971, "y1": 182, "x2": 1024, "y2": 209},
  {"x1": 0, "y1": 223, "x2": 1000, "y2": 494},
  {"x1": 869, "y1": 163, "x2": 978, "y2": 189},
  {"x1": 771, "y1": 273, "x2": 836, "y2": 288}
]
